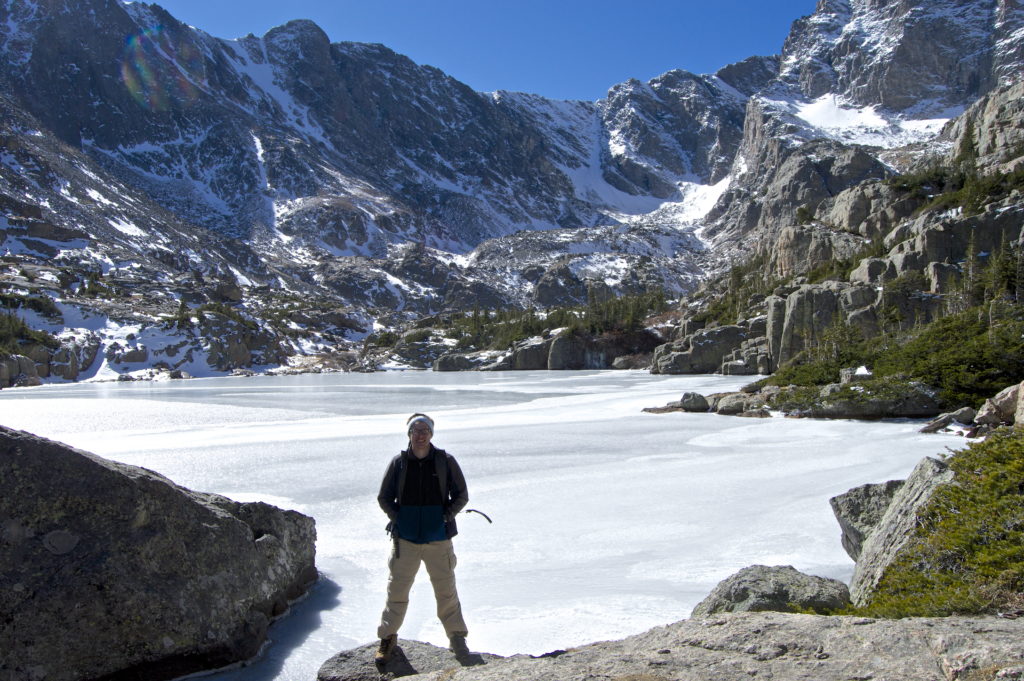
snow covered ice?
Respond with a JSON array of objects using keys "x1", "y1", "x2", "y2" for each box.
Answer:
[{"x1": 0, "y1": 370, "x2": 960, "y2": 680}]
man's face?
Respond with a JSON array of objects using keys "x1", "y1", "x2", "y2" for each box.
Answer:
[{"x1": 409, "y1": 424, "x2": 432, "y2": 449}]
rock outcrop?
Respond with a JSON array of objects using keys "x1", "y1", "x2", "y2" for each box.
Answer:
[
  {"x1": 847, "y1": 456, "x2": 955, "y2": 606},
  {"x1": 920, "y1": 407, "x2": 979, "y2": 434},
  {"x1": 0, "y1": 426, "x2": 318, "y2": 681},
  {"x1": 679, "y1": 391, "x2": 711, "y2": 412},
  {"x1": 433, "y1": 353, "x2": 484, "y2": 372},
  {"x1": 0, "y1": 353, "x2": 42, "y2": 388},
  {"x1": 829, "y1": 480, "x2": 905, "y2": 561},
  {"x1": 917, "y1": 379, "x2": 1024, "y2": 434},
  {"x1": 691, "y1": 565, "x2": 851, "y2": 617},
  {"x1": 452, "y1": 328, "x2": 662, "y2": 372},
  {"x1": 319, "y1": 613, "x2": 1024, "y2": 681},
  {"x1": 976, "y1": 383, "x2": 1021, "y2": 426},
  {"x1": 650, "y1": 324, "x2": 751, "y2": 374},
  {"x1": 800, "y1": 379, "x2": 942, "y2": 419}
]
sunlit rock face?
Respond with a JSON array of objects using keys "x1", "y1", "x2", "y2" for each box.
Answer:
[{"x1": 777, "y1": 0, "x2": 1022, "y2": 113}]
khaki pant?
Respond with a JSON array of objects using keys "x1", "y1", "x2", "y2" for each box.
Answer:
[{"x1": 377, "y1": 538, "x2": 468, "y2": 639}]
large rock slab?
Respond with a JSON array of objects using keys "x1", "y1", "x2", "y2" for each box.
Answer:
[
  {"x1": 920, "y1": 407, "x2": 977, "y2": 434},
  {"x1": 849, "y1": 456, "x2": 954, "y2": 605},
  {"x1": 829, "y1": 479, "x2": 905, "y2": 560},
  {"x1": 318, "y1": 613, "x2": 1024, "y2": 681},
  {"x1": 651, "y1": 325, "x2": 749, "y2": 374},
  {"x1": 510, "y1": 337, "x2": 552, "y2": 370},
  {"x1": 0, "y1": 353, "x2": 41, "y2": 388},
  {"x1": 976, "y1": 382, "x2": 1020, "y2": 426},
  {"x1": 691, "y1": 565, "x2": 851, "y2": 616},
  {"x1": 318, "y1": 639, "x2": 501, "y2": 681},
  {"x1": 0, "y1": 426, "x2": 318, "y2": 681}
]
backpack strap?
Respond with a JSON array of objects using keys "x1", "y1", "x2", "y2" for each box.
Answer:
[
  {"x1": 434, "y1": 447, "x2": 449, "y2": 504},
  {"x1": 395, "y1": 453, "x2": 407, "y2": 502}
]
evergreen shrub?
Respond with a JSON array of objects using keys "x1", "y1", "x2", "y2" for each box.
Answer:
[
  {"x1": 860, "y1": 429, "x2": 1024, "y2": 617},
  {"x1": 0, "y1": 312, "x2": 59, "y2": 354}
]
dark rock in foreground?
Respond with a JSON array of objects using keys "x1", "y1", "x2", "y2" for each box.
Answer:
[
  {"x1": 318, "y1": 613, "x2": 1024, "y2": 681},
  {"x1": 691, "y1": 565, "x2": 851, "y2": 617},
  {"x1": 0, "y1": 425, "x2": 318, "y2": 681}
]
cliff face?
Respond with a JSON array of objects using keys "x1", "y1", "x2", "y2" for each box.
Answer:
[
  {"x1": 656, "y1": 74, "x2": 1024, "y2": 378},
  {"x1": 777, "y1": 0, "x2": 1022, "y2": 112},
  {"x1": 704, "y1": 0, "x2": 1024, "y2": 251}
]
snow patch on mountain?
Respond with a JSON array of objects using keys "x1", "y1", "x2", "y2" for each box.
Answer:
[
  {"x1": 108, "y1": 218, "x2": 145, "y2": 237},
  {"x1": 760, "y1": 93, "x2": 950, "y2": 148},
  {"x1": 224, "y1": 37, "x2": 329, "y2": 144},
  {"x1": 797, "y1": 94, "x2": 949, "y2": 146},
  {"x1": 85, "y1": 189, "x2": 116, "y2": 207}
]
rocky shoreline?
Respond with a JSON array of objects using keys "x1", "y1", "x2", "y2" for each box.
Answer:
[{"x1": 642, "y1": 374, "x2": 1024, "y2": 436}]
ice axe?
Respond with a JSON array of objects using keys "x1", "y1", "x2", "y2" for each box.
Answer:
[{"x1": 463, "y1": 508, "x2": 493, "y2": 523}]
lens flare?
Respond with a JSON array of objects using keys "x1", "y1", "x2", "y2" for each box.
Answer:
[{"x1": 121, "y1": 25, "x2": 203, "y2": 112}]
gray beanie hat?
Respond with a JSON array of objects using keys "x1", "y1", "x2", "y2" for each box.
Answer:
[{"x1": 406, "y1": 413, "x2": 434, "y2": 434}]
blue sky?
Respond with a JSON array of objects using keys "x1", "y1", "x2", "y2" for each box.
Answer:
[{"x1": 151, "y1": 0, "x2": 817, "y2": 101}]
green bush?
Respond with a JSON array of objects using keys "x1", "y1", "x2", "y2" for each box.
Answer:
[
  {"x1": 367, "y1": 330, "x2": 400, "y2": 348},
  {"x1": 443, "y1": 291, "x2": 668, "y2": 352},
  {"x1": 796, "y1": 204, "x2": 815, "y2": 225},
  {"x1": 0, "y1": 312, "x2": 59, "y2": 354},
  {"x1": 886, "y1": 138, "x2": 1024, "y2": 217},
  {"x1": 765, "y1": 320, "x2": 877, "y2": 388},
  {"x1": 769, "y1": 357, "x2": 846, "y2": 386},
  {"x1": 886, "y1": 165, "x2": 956, "y2": 197},
  {"x1": 196, "y1": 302, "x2": 257, "y2": 330},
  {"x1": 911, "y1": 166, "x2": 1024, "y2": 216},
  {"x1": 0, "y1": 292, "x2": 60, "y2": 317},
  {"x1": 402, "y1": 328, "x2": 432, "y2": 344},
  {"x1": 767, "y1": 385, "x2": 823, "y2": 413},
  {"x1": 763, "y1": 305, "x2": 1024, "y2": 409},
  {"x1": 81, "y1": 273, "x2": 111, "y2": 298},
  {"x1": 872, "y1": 309, "x2": 1024, "y2": 408},
  {"x1": 859, "y1": 429, "x2": 1024, "y2": 617}
]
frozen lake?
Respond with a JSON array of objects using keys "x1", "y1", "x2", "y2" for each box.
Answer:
[{"x1": 0, "y1": 370, "x2": 959, "y2": 680}]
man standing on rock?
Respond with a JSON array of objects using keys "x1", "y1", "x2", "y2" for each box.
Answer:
[{"x1": 375, "y1": 413, "x2": 470, "y2": 664}]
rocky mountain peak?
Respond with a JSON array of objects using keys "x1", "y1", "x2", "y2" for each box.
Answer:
[
  {"x1": 714, "y1": 55, "x2": 781, "y2": 98},
  {"x1": 778, "y1": 0, "x2": 1023, "y2": 113}
]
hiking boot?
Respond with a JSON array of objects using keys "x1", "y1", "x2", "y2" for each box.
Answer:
[
  {"x1": 449, "y1": 633, "x2": 470, "y2": 659},
  {"x1": 375, "y1": 634, "x2": 397, "y2": 664}
]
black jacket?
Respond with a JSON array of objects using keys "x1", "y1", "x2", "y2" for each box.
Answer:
[{"x1": 378, "y1": 445, "x2": 468, "y2": 540}]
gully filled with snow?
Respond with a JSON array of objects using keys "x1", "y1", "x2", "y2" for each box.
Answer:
[{"x1": 0, "y1": 370, "x2": 958, "y2": 681}]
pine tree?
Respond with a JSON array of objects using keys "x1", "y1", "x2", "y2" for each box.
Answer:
[
  {"x1": 984, "y1": 233, "x2": 1015, "y2": 302},
  {"x1": 1016, "y1": 246, "x2": 1024, "y2": 304},
  {"x1": 955, "y1": 119, "x2": 978, "y2": 176},
  {"x1": 963, "y1": 230, "x2": 984, "y2": 307}
]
